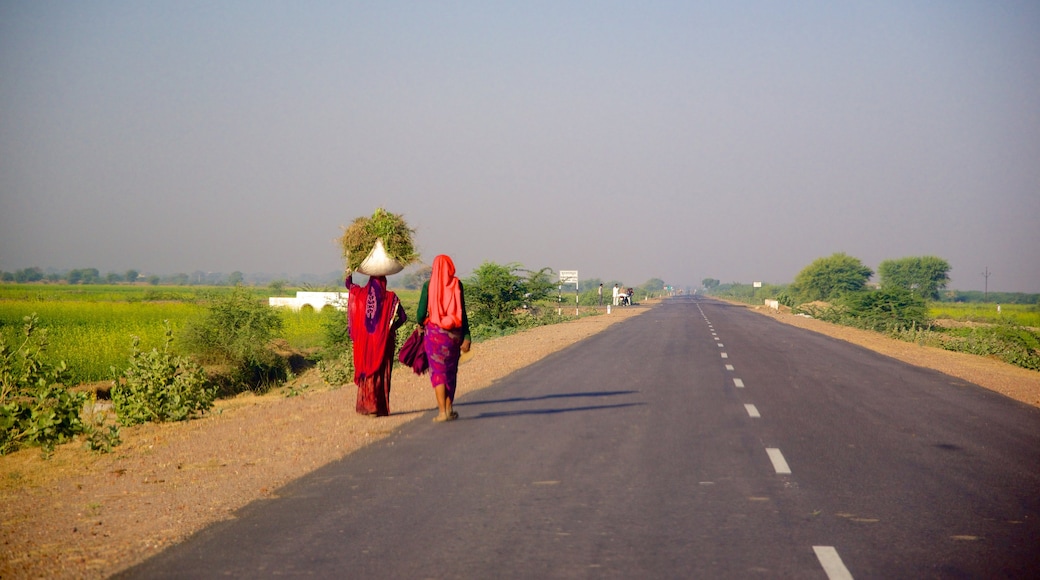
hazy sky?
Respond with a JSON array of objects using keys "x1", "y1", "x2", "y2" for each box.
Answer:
[{"x1": 2, "y1": 1, "x2": 1038, "y2": 292}]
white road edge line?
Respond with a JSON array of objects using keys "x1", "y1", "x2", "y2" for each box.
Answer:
[
  {"x1": 813, "y1": 546, "x2": 854, "y2": 580},
  {"x1": 766, "y1": 448, "x2": 791, "y2": 474},
  {"x1": 733, "y1": 378, "x2": 745, "y2": 388},
  {"x1": 744, "y1": 404, "x2": 760, "y2": 418}
]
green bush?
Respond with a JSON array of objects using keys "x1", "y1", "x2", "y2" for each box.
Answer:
[
  {"x1": 0, "y1": 314, "x2": 87, "y2": 455},
  {"x1": 937, "y1": 322, "x2": 1040, "y2": 371},
  {"x1": 112, "y1": 322, "x2": 216, "y2": 426},
  {"x1": 834, "y1": 288, "x2": 929, "y2": 332},
  {"x1": 180, "y1": 286, "x2": 287, "y2": 392}
]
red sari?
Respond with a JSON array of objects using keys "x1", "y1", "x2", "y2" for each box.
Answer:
[{"x1": 347, "y1": 275, "x2": 405, "y2": 416}]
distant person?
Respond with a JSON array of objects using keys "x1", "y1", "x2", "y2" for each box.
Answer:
[
  {"x1": 612, "y1": 283, "x2": 620, "y2": 306},
  {"x1": 345, "y1": 271, "x2": 407, "y2": 417},
  {"x1": 418, "y1": 255, "x2": 471, "y2": 422},
  {"x1": 598, "y1": 283, "x2": 604, "y2": 306},
  {"x1": 627, "y1": 286, "x2": 634, "y2": 305}
]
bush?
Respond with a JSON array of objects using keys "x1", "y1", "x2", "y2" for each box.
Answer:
[
  {"x1": 834, "y1": 288, "x2": 929, "y2": 331},
  {"x1": 112, "y1": 322, "x2": 215, "y2": 426},
  {"x1": 0, "y1": 314, "x2": 87, "y2": 455},
  {"x1": 180, "y1": 286, "x2": 287, "y2": 392}
]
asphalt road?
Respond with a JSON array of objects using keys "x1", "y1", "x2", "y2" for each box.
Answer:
[{"x1": 119, "y1": 296, "x2": 1040, "y2": 579}]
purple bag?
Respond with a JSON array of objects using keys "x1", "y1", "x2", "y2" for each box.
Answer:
[{"x1": 398, "y1": 327, "x2": 428, "y2": 375}]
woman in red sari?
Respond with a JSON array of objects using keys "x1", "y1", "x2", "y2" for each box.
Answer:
[
  {"x1": 346, "y1": 272, "x2": 407, "y2": 416},
  {"x1": 417, "y1": 255, "x2": 470, "y2": 422}
]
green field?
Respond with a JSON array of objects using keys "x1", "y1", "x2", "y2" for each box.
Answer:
[
  {"x1": 0, "y1": 284, "x2": 341, "y2": 386},
  {"x1": 929, "y1": 302, "x2": 1040, "y2": 327}
]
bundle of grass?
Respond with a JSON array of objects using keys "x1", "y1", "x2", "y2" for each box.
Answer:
[{"x1": 339, "y1": 208, "x2": 419, "y2": 276}]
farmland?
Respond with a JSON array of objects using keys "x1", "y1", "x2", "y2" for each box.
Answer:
[{"x1": 0, "y1": 285, "x2": 354, "y2": 387}]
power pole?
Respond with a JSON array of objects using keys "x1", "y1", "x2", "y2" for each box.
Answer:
[{"x1": 982, "y1": 267, "x2": 991, "y2": 301}]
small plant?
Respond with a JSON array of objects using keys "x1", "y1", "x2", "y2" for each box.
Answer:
[
  {"x1": 82, "y1": 392, "x2": 121, "y2": 453},
  {"x1": 0, "y1": 314, "x2": 87, "y2": 455},
  {"x1": 317, "y1": 348, "x2": 353, "y2": 387},
  {"x1": 112, "y1": 322, "x2": 216, "y2": 426}
]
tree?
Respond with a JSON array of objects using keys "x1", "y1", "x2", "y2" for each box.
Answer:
[
  {"x1": 640, "y1": 278, "x2": 665, "y2": 293},
  {"x1": 125, "y1": 269, "x2": 139, "y2": 283},
  {"x1": 524, "y1": 267, "x2": 556, "y2": 302},
  {"x1": 228, "y1": 271, "x2": 245, "y2": 286},
  {"x1": 791, "y1": 253, "x2": 873, "y2": 303},
  {"x1": 702, "y1": 278, "x2": 720, "y2": 289},
  {"x1": 466, "y1": 262, "x2": 528, "y2": 327},
  {"x1": 400, "y1": 265, "x2": 432, "y2": 290},
  {"x1": 878, "y1": 256, "x2": 950, "y2": 301}
]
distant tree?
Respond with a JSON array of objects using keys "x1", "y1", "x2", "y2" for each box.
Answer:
[
  {"x1": 146, "y1": 275, "x2": 161, "y2": 285},
  {"x1": 14, "y1": 268, "x2": 44, "y2": 283},
  {"x1": 268, "y1": 279, "x2": 289, "y2": 294},
  {"x1": 702, "y1": 278, "x2": 720, "y2": 289},
  {"x1": 168, "y1": 273, "x2": 190, "y2": 285},
  {"x1": 66, "y1": 268, "x2": 101, "y2": 284},
  {"x1": 640, "y1": 278, "x2": 666, "y2": 293},
  {"x1": 878, "y1": 256, "x2": 950, "y2": 301},
  {"x1": 125, "y1": 269, "x2": 139, "y2": 283},
  {"x1": 228, "y1": 271, "x2": 245, "y2": 286},
  {"x1": 400, "y1": 265, "x2": 432, "y2": 290},
  {"x1": 791, "y1": 253, "x2": 873, "y2": 303},
  {"x1": 0, "y1": 271, "x2": 13, "y2": 282}
]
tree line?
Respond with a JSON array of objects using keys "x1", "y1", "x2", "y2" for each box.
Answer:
[{"x1": 1, "y1": 267, "x2": 249, "y2": 286}]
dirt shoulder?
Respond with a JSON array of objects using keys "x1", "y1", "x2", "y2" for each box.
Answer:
[{"x1": 2, "y1": 298, "x2": 1038, "y2": 579}]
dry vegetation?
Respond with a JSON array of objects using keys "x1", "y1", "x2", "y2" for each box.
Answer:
[{"x1": 2, "y1": 299, "x2": 1037, "y2": 579}]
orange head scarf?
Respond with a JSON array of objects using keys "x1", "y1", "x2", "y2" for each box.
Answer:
[{"x1": 428, "y1": 254, "x2": 462, "y2": 330}]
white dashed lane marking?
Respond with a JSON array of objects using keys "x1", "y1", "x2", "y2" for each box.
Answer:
[
  {"x1": 720, "y1": 352, "x2": 728, "y2": 359},
  {"x1": 744, "y1": 404, "x2": 760, "y2": 418},
  {"x1": 765, "y1": 448, "x2": 791, "y2": 474},
  {"x1": 814, "y1": 546, "x2": 854, "y2": 580},
  {"x1": 725, "y1": 364, "x2": 734, "y2": 371},
  {"x1": 732, "y1": 378, "x2": 745, "y2": 388}
]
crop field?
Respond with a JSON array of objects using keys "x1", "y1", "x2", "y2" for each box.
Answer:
[
  {"x1": 930, "y1": 302, "x2": 1040, "y2": 327},
  {"x1": 0, "y1": 284, "x2": 337, "y2": 386}
]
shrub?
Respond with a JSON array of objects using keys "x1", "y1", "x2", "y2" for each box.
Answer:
[
  {"x1": 180, "y1": 286, "x2": 287, "y2": 392},
  {"x1": 835, "y1": 288, "x2": 929, "y2": 331},
  {"x1": 0, "y1": 314, "x2": 87, "y2": 455},
  {"x1": 112, "y1": 322, "x2": 215, "y2": 426}
]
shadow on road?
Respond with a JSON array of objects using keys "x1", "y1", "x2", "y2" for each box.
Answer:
[
  {"x1": 456, "y1": 390, "x2": 639, "y2": 407},
  {"x1": 466, "y1": 402, "x2": 645, "y2": 420}
]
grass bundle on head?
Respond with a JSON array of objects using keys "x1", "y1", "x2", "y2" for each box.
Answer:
[{"x1": 339, "y1": 208, "x2": 419, "y2": 272}]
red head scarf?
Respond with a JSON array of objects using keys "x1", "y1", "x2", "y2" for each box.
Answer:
[{"x1": 428, "y1": 255, "x2": 462, "y2": 330}]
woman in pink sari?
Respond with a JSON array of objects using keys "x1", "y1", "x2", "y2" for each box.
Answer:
[
  {"x1": 417, "y1": 255, "x2": 471, "y2": 422},
  {"x1": 346, "y1": 273, "x2": 407, "y2": 416}
]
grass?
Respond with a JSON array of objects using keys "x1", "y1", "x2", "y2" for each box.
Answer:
[
  {"x1": 0, "y1": 284, "x2": 337, "y2": 386},
  {"x1": 929, "y1": 302, "x2": 1040, "y2": 327}
]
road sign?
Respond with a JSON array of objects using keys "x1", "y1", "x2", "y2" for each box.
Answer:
[{"x1": 559, "y1": 270, "x2": 579, "y2": 284}]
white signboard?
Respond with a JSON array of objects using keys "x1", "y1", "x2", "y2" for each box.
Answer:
[
  {"x1": 753, "y1": 281, "x2": 763, "y2": 288},
  {"x1": 559, "y1": 270, "x2": 579, "y2": 285}
]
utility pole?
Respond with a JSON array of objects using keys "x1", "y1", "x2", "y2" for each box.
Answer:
[{"x1": 982, "y1": 267, "x2": 991, "y2": 301}]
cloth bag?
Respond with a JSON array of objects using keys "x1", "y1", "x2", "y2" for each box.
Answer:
[
  {"x1": 357, "y1": 238, "x2": 405, "y2": 277},
  {"x1": 397, "y1": 326, "x2": 428, "y2": 375}
]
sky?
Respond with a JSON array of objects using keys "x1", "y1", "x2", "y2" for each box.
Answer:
[{"x1": 1, "y1": 1, "x2": 1038, "y2": 292}]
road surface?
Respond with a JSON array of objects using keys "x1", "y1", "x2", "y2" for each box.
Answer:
[{"x1": 119, "y1": 296, "x2": 1040, "y2": 578}]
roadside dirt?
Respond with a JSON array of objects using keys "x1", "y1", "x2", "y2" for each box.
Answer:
[{"x1": 2, "y1": 299, "x2": 1037, "y2": 579}]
